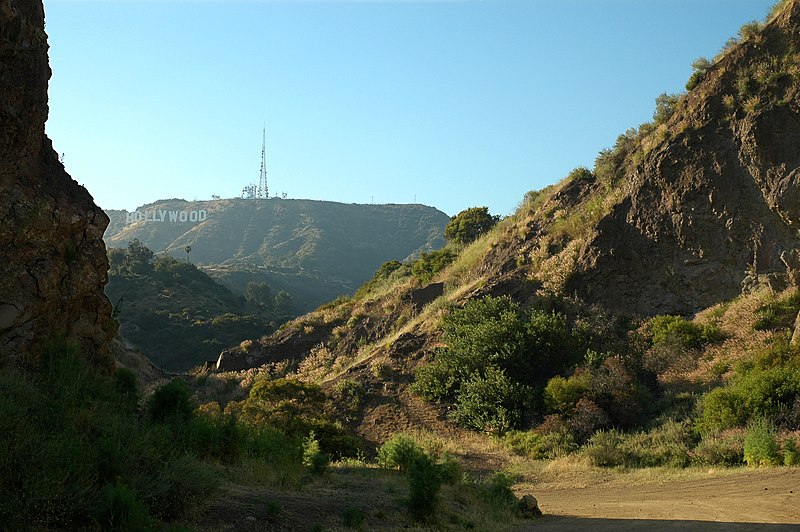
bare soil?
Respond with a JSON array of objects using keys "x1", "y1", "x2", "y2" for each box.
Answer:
[
  {"x1": 522, "y1": 468, "x2": 800, "y2": 531},
  {"x1": 190, "y1": 467, "x2": 800, "y2": 531}
]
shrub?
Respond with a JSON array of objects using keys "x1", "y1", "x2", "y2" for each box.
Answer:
[
  {"x1": 649, "y1": 315, "x2": 719, "y2": 349},
  {"x1": 479, "y1": 472, "x2": 518, "y2": 508},
  {"x1": 413, "y1": 296, "x2": 583, "y2": 434},
  {"x1": 444, "y1": 206, "x2": 500, "y2": 245},
  {"x1": 754, "y1": 291, "x2": 800, "y2": 331},
  {"x1": 653, "y1": 92, "x2": 681, "y2": 124},
  {"x1": 302, "y1": 431, "x2": 330, "y2": 474},
  {"x1": 686, "y1": 57, "x2": 713, "y2": 91},
  {"x1": 697, "y1": 365, "x2": 800, "y2": 433},
  {"x1": 411, "y1": 248, "x2": 457, "y2": 283},
  {"x1": 738, "y1": 20, "x2": 763, "y2": 41},
  {"x1": 783, "y1": 437, "x2": 800, "y2": 466},
  {"x1": 618, "y1": 420, "x2": 694, "y2": 468},
  {"x1": 147, "y1": 379, "x2": 194, "y2": 423},
  {"x1": 437, "y1": 452, "x2": 463, "y2": 485},
  {"x1": 449, "y1": 367, "x2": 525, "y2": 434},
  {"x1": 567, "y1": 397, "x2": 610, "y2": 444},
  {"x1": 544, "y1": 373, "x2": 590, "y2": 414},
  {"x1": 92, "y1": 482, "x2": 150, "y2": 531},
  {"x1": 502, "y1": 430, "x2": 548, "y2": 460},
  {"x1": 377, "y1": 434, "x2": 425, "y2": 473},
  {"x1": 582, "y1": 429, "x2": 626, "y2": 467},
  {"x1": 743, "y1": 418, "x2": 780, "y2": 466},
  {"x1": 407, "y1": 454, "x2": 442, "y2": 521},
  {"x1": 340, "y1": 506, "x2": 366, "y2": 527},
  {"x1": 691, "y1": 430, "x2": 744, "y2": 466},
  {"x1": 334, "y1": 379, "x2": 365, "y2": 414}
]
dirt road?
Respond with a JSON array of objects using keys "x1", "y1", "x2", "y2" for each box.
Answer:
[{"x1": 521, "y1": 468, "x2": 800, "y2": 531}]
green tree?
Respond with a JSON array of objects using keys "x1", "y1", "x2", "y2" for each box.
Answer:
[
  {"x1": 444, "y1": 207, "x2": 500, "y2": 245},
  {"x1": 686, "y1": 57, "x2": 713, "y2": 91},
  {"x1": 653, "y1": 92, "x2": 682, "y2": 124},
  {"x1": 126, "y1": 239, "x2": 154, "y2": 271},
  {"x1": 245, "y1": 281, "x2": 274, "y2": 311},
  {"x1": 273, "y1": 291, "x2": 294, "y2": 316}
]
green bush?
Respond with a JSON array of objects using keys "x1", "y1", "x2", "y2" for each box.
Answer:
[
  {"x1": 783, "y1": 437, "x2": 800, "y2": 466},
  {"x1": 738, "y1": 20, "x2": 763, "y2": 41},
  {"x1": 147, "y1": 379, "x2": 194, "y2": 423},
  {"x1": 413, "y1": 296, "x2": 582, "y2": 434},
  {"x1": 444, "y1": 206, "x2": 500, "y2": 245},
  {"x1": 92, "y1": 482, "x2": 151, "y2": 531},
  {"x1": 0, "y1": 344, "x2": 222, "y2": 529},
  {"x1": 544, "y1": 373, "x2": 590, "y2": 414},
  {"x1": 407, "y1": 454, "x2": 443, "y2": 521},
  {"x1": 743, "y1": 418, "x2": 780, "y2": 466},
  {"x1": 582, "y1": 429, "x2": 626, "y2": 467},
  {"x1": 302, "y1": 431, "x2": 330, "y2": 474},
  {"x1": 502, "y1": 430, "x2": 548, "y2": 460},
  {"x1": 411, "y1": 248, "x2": 458, "y2": 283},
  {"x1": 686, "y1": 57, "x2": 713, "y2": 91},
  {"x1": 697, "y1": 365, "x2": 800, "y2": 432},
  {"x1": 479, "y1": 471, "x2": 518, "y2": 509},
  {"x1": 754, "y1": 291, "x2": 800, "y2": 331},
  {"x1": 377, "y1": 434, "x2": 425, "y2": 473},
  {"x1": 649, "y1": 315, "x2": 720, "y2": 349},
  {"x1": 449, "y1": 367, "x2": 525, "y2": 434},
  {"x1": 691, "y1": 430, "x2": 744, "y2": 466},
  {"x1": 653, "y1": 92, "x2": 682, "y2": 124},
  {"x1": 617, "y1": 420, "x2": 694, "y2": 468}
]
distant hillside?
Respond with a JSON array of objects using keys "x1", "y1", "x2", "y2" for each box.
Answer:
[
  {"x1": 105, "y1": 198, "x2": 448, "y2": 311},
  {"x1": 105, "y1": 244, "x2": 277, "y2": 372}
]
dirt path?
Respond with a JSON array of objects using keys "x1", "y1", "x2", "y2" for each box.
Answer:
[{"x1": 519, "y1": 468, "x2": 800, "y2": 531}]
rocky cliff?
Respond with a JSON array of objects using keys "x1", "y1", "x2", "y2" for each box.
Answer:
[
  {"x1": 0, "y1": 0, "x2": 114, "y2": 367},
  {"x1": 497, "y1": 0, "x2": 800, "y2": 316}
]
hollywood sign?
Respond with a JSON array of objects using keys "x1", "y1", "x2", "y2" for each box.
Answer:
[{"x1": 125, "y1": 209, "x2": 208, "y2": 224}]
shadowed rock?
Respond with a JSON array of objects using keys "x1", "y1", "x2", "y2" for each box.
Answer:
[{"x1": 0, "y1": 0, "x2": 114, "y2": 368}]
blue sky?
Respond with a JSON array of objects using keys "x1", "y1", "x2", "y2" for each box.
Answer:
[{"x1": 44, "y1": 0, "x2": 777, "y2": 217}]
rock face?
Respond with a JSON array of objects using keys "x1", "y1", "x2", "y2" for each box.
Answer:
[
  {"x1": 535, "y1": 1, "x2": 800, "y2": 316},
  {"x1": 0, "y1": 0, "x2": 114, "y2": 367}
]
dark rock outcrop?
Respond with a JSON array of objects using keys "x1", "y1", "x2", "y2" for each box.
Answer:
[
  {"x1": 0, "y1": 0, "x2": 114, "y2": 367},
  {"x1": 556, "y1": 1, "x2": 800, "y2": 315}
]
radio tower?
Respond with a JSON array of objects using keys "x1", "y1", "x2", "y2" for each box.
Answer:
[{"x1": 258, "y1": 127, "x2": 268, "y2": 199}]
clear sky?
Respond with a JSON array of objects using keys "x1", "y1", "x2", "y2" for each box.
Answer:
[{"x1": 44, "y1": 0, "x2": 777, "y2": 217}]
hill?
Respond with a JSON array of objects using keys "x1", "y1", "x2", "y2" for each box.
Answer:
[
  {"x1": 211, "y1": 0, "x2": 800, "y2": 469},
  {"x1": 104, "y1": 198, "x2": 449, "y2": 312},
  {"x1": 105, "y1": 242, "x2": 280, "y2": 372}
]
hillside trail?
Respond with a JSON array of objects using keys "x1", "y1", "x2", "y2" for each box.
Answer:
[{"x1": 518, "y1": 468, "x2": 800, "y2": 531}]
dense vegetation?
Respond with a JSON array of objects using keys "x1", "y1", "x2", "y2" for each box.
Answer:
[
  {"x1": 0, "y1": 342, "x2": 309, "y2": 529},
  {"x1": 407, "y1": 291, "x2": 800, "y2": 470},
  {"x1": 106, "y1": 240, "x2": 291, "y2": 371},
  {"x1": 0, "y1": 341, "x2": 528, "y2": 529}
]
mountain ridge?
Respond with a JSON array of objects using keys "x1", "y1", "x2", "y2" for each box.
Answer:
[{"x1": 104, "y1": 198, "x2": 449, "y2": 311}]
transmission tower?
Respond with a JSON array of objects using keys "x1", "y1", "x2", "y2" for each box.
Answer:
[{"x1": 258, "y1": 127, "x2": 268, "y2": 199}]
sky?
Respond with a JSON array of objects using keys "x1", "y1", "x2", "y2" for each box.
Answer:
[{"x1": 44, "y1": 0, "x2": 778, "y2": 217}]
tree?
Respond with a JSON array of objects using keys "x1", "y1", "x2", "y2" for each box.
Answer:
[
  {"x1": 184, "y1": 245, "x2": 192, "y2": 263},
  {"x1": 653, "y1": 92, "x2": 682, "y2": 124},
  {"x1": 244, "y1": 281, "x2": 274, "y2": 311},
  {"x1": 444, "y1": 207, "x2": 499, "y2": 245},
  {"x1": 126, "y1": 239, "x2": 154, "y2": 272},
  {"x1": 273, "y1": 291, "x2": 294, "y2": 316}
]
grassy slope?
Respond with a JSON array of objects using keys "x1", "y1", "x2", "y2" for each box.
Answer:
[
  {"x1": 106, "y1": 257, "x2": 272, "y2": 372},
  {"x1": 105, "y1": 199, "x2": 449, "y2": 312}
]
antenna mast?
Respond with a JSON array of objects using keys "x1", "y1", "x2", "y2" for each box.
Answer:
[{"x1": 258, "y1": 127, "x2": 268, "y2": 199}]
